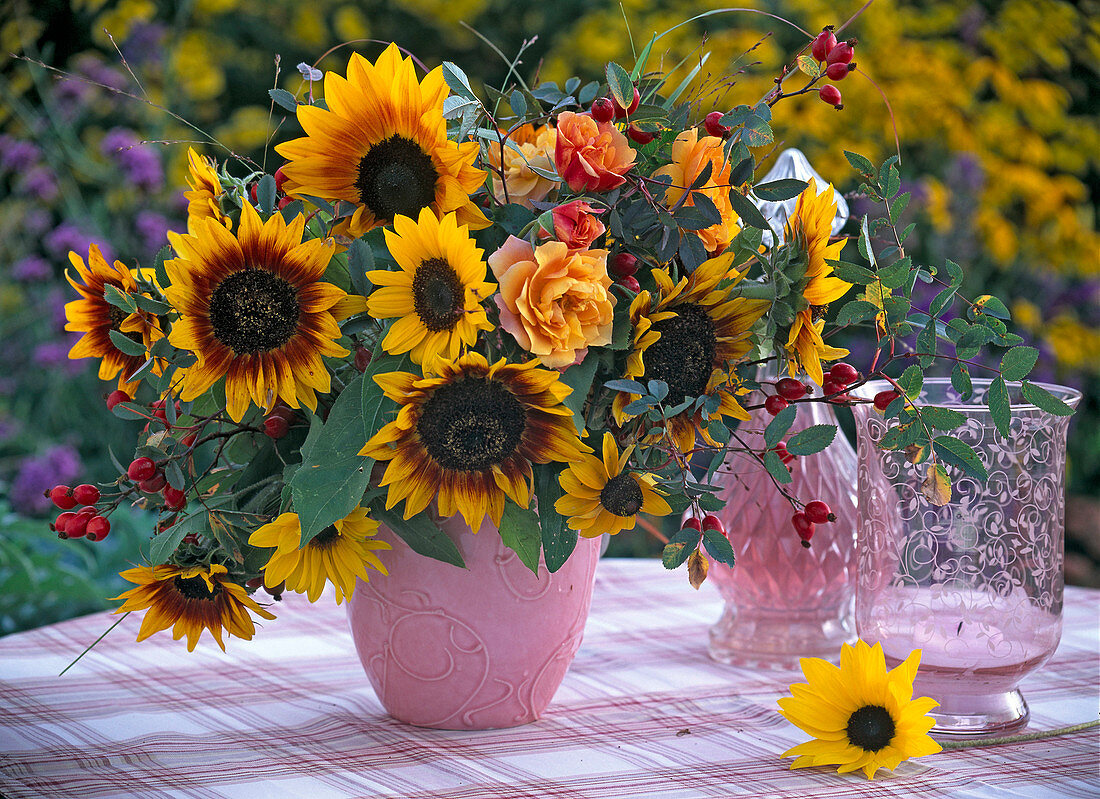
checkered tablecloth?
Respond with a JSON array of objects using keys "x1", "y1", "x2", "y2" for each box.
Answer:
[{"x1": 1, "y1": 560, "x2": 1097, "y2": 799}]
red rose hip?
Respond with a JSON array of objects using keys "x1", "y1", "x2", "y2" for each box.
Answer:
[
  {"x1": 776, "y1": 378, "x2": 808, "y2": 400},
  {"x1": 703, "y1": 111, "x2": 731, "y2": 139},
  {"x1": 610, "y1": 252, "x2": 638, "y2": 278},
  {"x1": 874, "y1": 389, "x2": 901, "y2": 411},
  {"x1": 590, "y1": 97, "x2": 615, "y2": 123},
  {"x1": 85, "y1": 516, "x2": 111, "y2": 542},
  {"x1": 139, "y1": 473, "x2": 167, "y2": 493},
  {"x1": 49, "y1": 485, "x2": 76, "y2": 510},
  {"x1": 128, "y1": 457, "x2": 157, "y2": 482},
  {"x1": 612, "y1": 86, "x2": 640, "y2": 118},
  {"x1": 701, "y1": 514, "x2": 725, "y2": 535},
  {"x1": 681, "y1": 517, "x2": 702, "y2": 533},
  {"x1": 72, "y1": 484, "x2": 100, "y2": 505},
  {"x1": 819, "y1": 85, "x2": 843, "y2": 108},
  {"x1": 791, "y1": 512, "x2": 815, "y2": 540},
  {"x1": 811, "y1": 29, "x2": 837, "y2": 62},
  {"x1": 163, "y1": 487, "x2": 187, "y2": 511},
  {"x1": 829, "y1": 362, "x2": 859, "y2": 385},
  {"x1": 764, "y1": 395, "x2": 789, "y2": 416},
  {"x1": 804, "y1": 500, "x2": 834, "y2": 524},
  {"x1": 106, "y1": 389, "x2": 131, "y2": 410},
  {"x1": 626, "y1": 125, "x2": 656, "y2": 144},
  {"x1": 825, "y1": 62, "x2": 852, "y2": 81},
  {"x1": 618, "y1": 275, "x2": 641, "y2": 293},
  {"x1": 826, "y1": 41, "x2": 854, "y2": 65}
]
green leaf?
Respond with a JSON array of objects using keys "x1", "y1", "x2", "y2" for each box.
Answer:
[
  {"x1": 107, "y1": 329, "x2": 147, "y2": 357},
  {"x1": 701, "y1": 528, "x2": 735, "y2": 567},
  {"x1": 1021, "y1": 381, "x2": 1076, "y2": 416},
  {"x1": 986, "y1": 376, "x2": 1011, "y2": 439},
  {"x1": 103, "y1": 284, "x2": 138, "y2": 314},
  {"x1": 739, "y1": 114, "x2": 773, "y2": 147},
  {"x1": 753, "y1": 179, "x2": 807, "y2": 201},
  {"x1": 370, "y1": 504, "x2": 464, "y2": 568},
  {"x1": 844, "y1": 151, "x2": 875, "y2": 177},
  {"x1": 785, "y1": 424, "x2": 837, "y2": 457},
  {"x1": 1000, "y1": 346, "x2": 1039, "y2": 382},
  {"x1": 762, "y1": 450, "x2": 793, "y2": 484},
  {"x1": 728, "y1": 190, "x2": 771, "y2": 231},
  {"x1": 764, "y1": 404, "x2": 797, "y2": 448},
  {"x1": 877, "y1": 257, "x2": 911, "y2": 290},
  {"x1": 630, "y1": 34, "x2": 657, "y2": 80},
  {"x1": 916, "y1": 321, "x2": 937, "y2": 368},
  {"x1": 829, "y1": 261, "x2": 876, "y2": 285},
  {"x1": 346, "y1": 237, "x2": 375, "y2": 300},
  {"x1": 662, "y1": 528, "x2": 701, "y2": 569},
  {"x1": 928, "y1": 286, "x2": 957, "y2": 319},
  {"x1": 796, "y1": 54, "x2": 821, "y2": 78},
  {"x1": 605, "y1": 61, "x2": 633, "y2": 110},
  {"x1": 973, "y1": 294, "x2": 1011, "y2": 320},
  {"x1": 933, "y1": 435, "x2": 988, "y2": 480},
  {"x1": 256, "y1": 174, "x2": 277, "y2": 216},
  {"x1": 441, "y1": 61, "x2": 476, "y2": 100},
  {"x1": 835, "y1": 300, "x2": 879, "y2": 326},
  {"x1": 500, "y1": 500, "x2": 542, "y2": 574},
  {"x1": 889, "y1": 192, "x2": 911, "y2": 224},
  {"x1": 534, "y1": 464, "x2": 576, "y2": 573},
  {"x1": 290, "y1": 423, "x2": 369, "y2": 544},
  {"x1": 268, "y1": 88, "x2": 298, "y2": 112},
  {"x1": 560, "y1": 351, "x2": 599, "y2": 435},
  {"x1": 898, "y1": 364, "x2": 923, "y2": 400},
  {"x1": 920, "y1": 406, "x2": 966, "y2": 431},
  {"x1": 951, "y1": 363, "x2": 973, "y2": 400},
  {"x1": 153, "y1": 244, "x2": 172, "y2": 288},
  {"x1": 509, "y1": 89, "x2": 527, "y2": 116}
]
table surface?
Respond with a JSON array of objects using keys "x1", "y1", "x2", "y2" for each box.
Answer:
[{"x1": 0, "y1": 559, "x2": 1097, "y2": 799}]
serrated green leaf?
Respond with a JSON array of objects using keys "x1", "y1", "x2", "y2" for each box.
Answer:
[
  {"x1": 920, "y1": 406, "x2": 966, "y2": 431},
  {"x1": 764, "y1": 404, "x2": 797, "y2": 448},
  {"x1": 986, "y1": 376, "x2": 1011, "y2": 439},
  {"x1": 763, "y1": 450, "x2": 792, "y2": 484},
  {"x1": 728, "y1": 190, "x2": 771, "y2": 231},
  {"x1": 268, "y1": 88, "x2": 298, "y2": 112},
  {"x1": 256, "y1": 174, "x2": 277, "y2": 216},
  {"x1": 933, "y1": 435, "x2": 988, "y2": 480},
  {"x1": 103, "y1": 284, "x2": 138, "y2": 313},
  {"x1": 829, "y1": 261, "x2": 876, "y2": 285},
  {"x1": 107, "y1": 329, "x2": 147, "y2": 357},
  {"x1": 1021, "y1": 381, "x2": 1076, "y2": 416},
  {"x1": 753, "y1": 179, "x2": 807, "y2": 201},
  {"x1": 878, "y1": 257, "x2": 911, "y2": 290},
  {"x1": 1000, "y1": 346, "x2": 1039, "y2": 382},
  {"x1": 928, "y1": 286, "x2": 957, "y2": 319},
  {"x1": 898, "y1": 364, "x2": 923, "y2": 400},
  {"x1": 835, "y1": 300, "x2": 879, "y2": 326},
  {"x1": 844, "y1": 151, "x2": 875, "y2": 177},
  {"x1": 785, "y1": 424, "x2": 837, "y2": 457},
  {"x1": 605, "y1": 61, "x2": 633, "y2": 110},
  {"x1": 951, "y1": 363, "x2": 973, "y2": 400},
  {"x1": 499, "y1": 500, "x2": 542, "y2": 574},
  {"x1": 559, "y1": 352, "x2": 599, "y2": 435},
  {"x1": 973, "y1": 294, "x2": 1010, "y2": 320},
  {"x1": 701, "y1": 528, "x2": 735, "y2": 566},
  {"x1": 441, "y1": 61, "x2": 476, "y2": 100}
]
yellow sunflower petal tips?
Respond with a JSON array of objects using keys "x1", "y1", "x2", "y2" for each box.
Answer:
[{"x1": 777, "y1": 640, "x2": 942, "y2": 779}]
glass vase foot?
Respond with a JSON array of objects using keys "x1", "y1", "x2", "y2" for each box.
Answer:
[
  {"x1": 708, "y1": 605, "x2": 855, "y2": 669},
  {"x1": 928, "y1": 689, "x2": 1030, "y2": 738}
]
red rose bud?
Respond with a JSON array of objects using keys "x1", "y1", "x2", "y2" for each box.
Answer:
[
  {"x1": 819, "y1": 85, "x2": 843, "y2": 108},
  {"x1": 85, "y1": 516, "x2": 111, "y2": 542},
  {"x1": 776, "y1": 378, "x2": 808, "y2": 401},
  {"x1": 106, "y1": 389, "x2": 130, "y2": 410},
  {"x1": 825, "y1": 62, "x2": 852, "y2": 81},
  {"x1": 703, "y1": 111, "x2": 731, "y2": 139},
  {"x1": 804, "y1": 500, "x2": 833, "y2": 524},
  {"x1": 764, "y1": 395, "x2": 789, "y2": 416},
  {"x1": 612, "y1": 86, "x2": 640, "y2": 118},
  {"x1": 72, "y1": 484, "x2": 100, "y2": 506},
  {"x1": 139, "y1": 473, "x2": 167, "y2": 493},
  {"x1": 48, "y1": 485, "x2": 77, "y2": 510},
  {"x1": 829, "y1": 362, "x2": 859, "y2": 385},
  {"x1": 811, "y1": 29, "x2": 837, "y2": 62},
  {"x1": 264, "y1": 415, "x2": 290, "y2": 439},
  {"x1": 874, "y1": 390, "x2": 901, "y2": 411},
  {"x1": 609, "y1": 252, "x2": 638, "y2": 278},
  {"x1": 618, "y1": 275, "x2": 641, "y2": 293},
  {"x1": 181, "y1": 433, "x2": 198, "y2": 448},
  {"x1": 590, "y1": 96, "x2": 615, "y2": 123},
  {"x1": 248, "y1": 183, "x2": 258, "y2": 203},
  {"x1": 627, "y1": 125, "x2": 656, "y2": 144},
  {"x1": 822, "y1": 377, "x2": 845, "y2": 397},
  {"x1": 273, "y1": 166, "x2": 288, "y2": 192},
  {"x1": 552, "y1": 200, "x2": 607, "y2": 251},
  {"x1": 826, "y1": 41, "x2": 855, "y2": 65},
  {"x1": 127, "y1": 457, "x2": 157, "y2": 482},
  {"x1": 681, "y1": 517, "x2": 702, "y2": 533}
]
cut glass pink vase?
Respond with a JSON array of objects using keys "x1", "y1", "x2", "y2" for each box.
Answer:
[
  {"x1": 706, "y1": 400, "x2": 858, "y2": 667},
  {"x1": 347, "y1": 511, "x2": 600, "y2": 730}
]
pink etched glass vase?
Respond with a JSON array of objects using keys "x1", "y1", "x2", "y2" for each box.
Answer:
[
  {"x1": 706, "y1": 400, "x2": 858, "y2": 667},
  {"x1": 346, "y1": 511, "x2": 600, "y2": 730},
  {"x1": 852, "y1": 378, "x2": 1081, "y2": 736}
]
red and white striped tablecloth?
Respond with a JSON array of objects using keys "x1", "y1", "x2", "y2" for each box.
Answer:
[{"x1": 1, "y1": 560, "x2": 1097, "y2": 798}]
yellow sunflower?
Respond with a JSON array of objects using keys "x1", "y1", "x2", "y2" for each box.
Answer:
[
  {"x1": 365, "y1": 207, "x2": 495, "y2": 365},
  {"x1": 184, "y1": 147, "x2": 230, "y2": 228},
  {"x1": 784, "y1": 179, "x2": 852, "y2": 385},
  {"x1": 555, "y1": 432, "x2": 672, "y2": 537},
  {"x1": 612, "y1": 253, "x2": 769, "y2": 453},
  {"x1": 248, "y1": 507, "x2": 389, "y2": 604},
  {"x1": 778, "y1": 640, "x2": 942, "y2": 779},
  {"x1": 275, "y1": 43, "x2": 489, "y2": 238},
  {"x1": 64, "y1": 243, "x2": 165, "y2": 393},
  {"x1": 164, "y1": 202, "x2": 367, "y2": 422},
  {"x1": 359, "y1": 352, "x2": 590, "y2": 530},
  {"x1": 112, "y1": 563, "x2": 276, "y2": 652}
]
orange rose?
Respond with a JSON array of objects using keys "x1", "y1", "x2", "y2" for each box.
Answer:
[
  {"x1": 653, "y1": 128, "x2": 740, "y2": 255},
  {"x1": 551, "y1": 200, "x2": 606, "y2": 251},
  {"x1": 485, "y1": 124, "x2": 558, "y2": 208},
  {"x1": 554, "y1": 111, "x2": 636, "y2": 193},
  {"x1": 488, "y1": 236, "x2": 616, "y2": 368}
]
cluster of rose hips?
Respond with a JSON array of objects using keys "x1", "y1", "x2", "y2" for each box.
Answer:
[
  {"x1": 609, "y1": 252, "x2": 641, "y2": 293},
  {"x1": 127, "y1": 456, "x2": 188, "y2": 512},
  {"x1": 46, "y1": 484, "x2": 111, "y2": 541},
  {"x1": 821, "y1": 361, "x2": 860, "y2": 403},
  {"x1": 810, "y1": 27, "x2": 857, "y2": 108},
  {"x1": 764, "y1": 376, "x2": 812, "y2": 416},
  {"x1": 590, "y1": 88, "x2": 656, "y2": 145},
  {"x1": 682, "y1": 513, "x2": 727, "y2": 539},
  {"x1": 792, "y1": 500, "x2": 835, "y2": 547},
  {"x1": 262, "y1": 403, "x2": 299, "y2": 439}
]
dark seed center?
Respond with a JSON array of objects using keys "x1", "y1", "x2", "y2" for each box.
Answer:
[
  {"x1": 107, "y1": 297, "x2": 144, "y2": 344},
  {"x1": 355, "y1": 135, "x2": 439, "y2": 223},
  {"x1": 173, "y1": 574, "x2": 218, "y2": 601},
  {"x1": 645, "y1": 303, "x2": 717, "y2": 406},
  {"x1": 413, "y1": 258, "x2": 465, "y2": 332},
  {"x1": 209, "y1": 268, "x2": 300, "y2": 355},
  {"x1": 600, "y1": 472, "x2": 644, "y2": 517},
  {"x1": 417, "y1": 377, "x2": 527, "y2": 471},
  {"x1": 310, "y1": 524, "x2": 340, "y2": 549},
  {"x1": 810, "y1": 303, "x2": 829, "y2": 323},
  {"x1": 846, "y1": 705, "x2": 896, "y2": 752}
]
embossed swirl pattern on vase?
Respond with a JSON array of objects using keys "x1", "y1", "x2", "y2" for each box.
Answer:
[{"x1": 347, "y1": 513, "x2": 601, "y2": 730}]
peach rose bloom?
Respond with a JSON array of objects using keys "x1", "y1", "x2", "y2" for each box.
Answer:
[
  {"x1": 488, "y1": 235, "x2": 616, "y2": 368},
  {"x1": 554, "y1": 111, "x2": 636, "y2": 193},
  {"x1": 485, "y1": 124, "x2": 558, "y2": 208},
  {"x1": 653, "y1": 128, "x2": 740, "y2": 255},
  {"x1": 551, "y1": 200, "x2": 606, "y2": 251}
]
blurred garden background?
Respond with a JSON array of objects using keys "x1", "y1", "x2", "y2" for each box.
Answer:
[{"x1": 1, "y1": 0, "x2": 1097, "y2": 634}]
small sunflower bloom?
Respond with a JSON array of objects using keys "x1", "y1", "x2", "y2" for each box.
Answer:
[
  {"x1": 778, "y1": 640, "x2": 942, "y2": 779},
  {"x1": 184, "y1": 147, "x2": 231, "y2": 228},
  {"x1": 555, "y1": 432, "x2": 672, "y2": 537},
  {"x1": 248, "y1": 507, "x2": 389, "y2": 604},
  {"x1": 112, "y1": 563, "x2": 276, "y2": 652},
  {"x1": 365, "y1": 207, "x2": 495, "y2": 366}
]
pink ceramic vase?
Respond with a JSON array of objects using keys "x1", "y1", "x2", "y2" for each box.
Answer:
[{"x1": 346, "y1": 512, "x2": 601, "y2": 730}]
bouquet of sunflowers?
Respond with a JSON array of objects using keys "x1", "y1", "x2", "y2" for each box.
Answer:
[{"x1": 50, "y1": 26, "x2": 1065, "y2": 653}]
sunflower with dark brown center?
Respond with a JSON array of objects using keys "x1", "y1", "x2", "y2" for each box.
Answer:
[
  {"x1": 274, "y1": 44, "x2": 489, "y2": 238},
  {"x1": 164, "y1": 202, "x2": 368, "y2": 422},
  {"x1": 612, "y1": 252, "x2": 769, "y2": 454},
  {"x1": 64, "y1": 243, "x2": 165, "y2": 393},
  {"x1": 365, "y1": 208, "x2": 495, "y2": 365},
  {"x1": 111, "y1": 563, "x2": 276, "y2": 652},
  {"x1": 359, "y1": 352, "x2": 590, "y2": 530},
  {"x1": 555, "y1": 433, "x2": 671, "y2": 537}
]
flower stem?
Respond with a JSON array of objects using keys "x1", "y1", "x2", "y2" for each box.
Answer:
[{"x1": 938, "y1": 719, "x2": 1099, "y2": 749}]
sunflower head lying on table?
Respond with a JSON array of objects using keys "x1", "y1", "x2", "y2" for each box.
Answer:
[{"x1": 53, "y1": 34, "x2": 1024, "y2": 655}]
